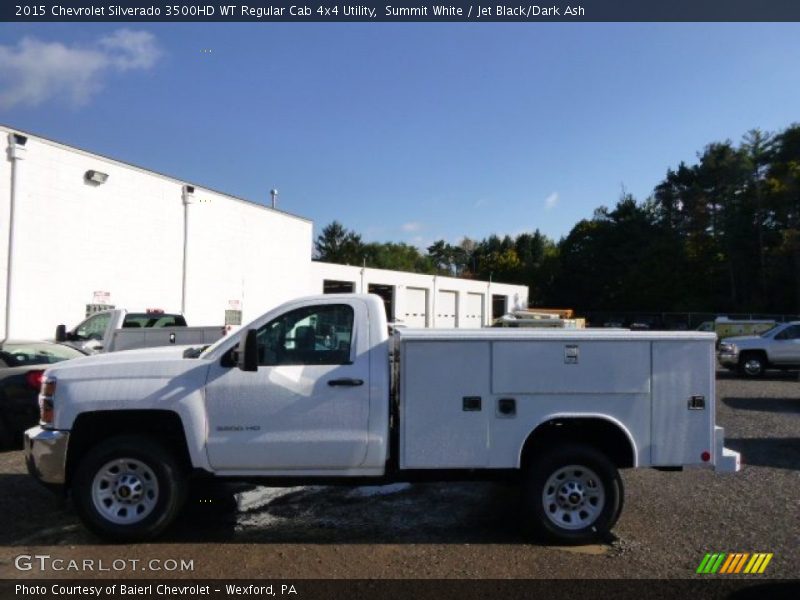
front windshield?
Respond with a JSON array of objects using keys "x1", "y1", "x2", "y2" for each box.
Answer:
[
  {"x1": 760, "y1": 324, "x2": 784, "y2": 338},
  {"x1": 0, "y1": 342, "x2": 84, "y2": 367}
]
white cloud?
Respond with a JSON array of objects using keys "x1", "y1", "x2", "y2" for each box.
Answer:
[
  {"x1": 0, "y1": 30, "x2": 162, "y2": 109},
  {"x1": 544, "y1": 192, "x2": 560, "y2": 211},
  {"x1": 401, "y1": 221, "x2": 423, "y2": 232},
  {"x1": 99, "y1": 29, "x2": 162, "y2": 71}
]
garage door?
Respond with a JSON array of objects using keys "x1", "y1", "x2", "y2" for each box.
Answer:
[
  {"x1": 404, "y1": 287, "x2": 428, "y2": 327},
  {"x1": 463, "y1": 293, "x2": 484, "y2": 328},
  {"x1": 437, "y1": 290, "x2": 457, "y2": 328}
]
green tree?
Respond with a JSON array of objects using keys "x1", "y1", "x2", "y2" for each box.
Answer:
[
  {"x1": 314, "y1": 221, "x2": 364, "y2": 264},
  {"x1": 427, "y1": 240, "x2": 455, "y2": 275},
  {"x1": 766, "y1": 124, "x2": 800, "y2": 311},
  {"x1": 363, "y1": 242, "x2": 434, "y2": 273}
]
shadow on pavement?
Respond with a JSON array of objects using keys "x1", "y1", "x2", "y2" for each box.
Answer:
[
  {"x1": 1, "y1": 474, "x2": 559, "y2": 546},
  {"x1": 722, "y1": 397, "x2": 800, "y2": 414},
  {"x1": 716, "y1": 370, "x2": 799, "y2": 381},
  {"x1": 725, "y1": 437, "x2": 800, "y2": 471},
  {"x1": 0, "y1": 474, "x2": 80, "y2": 545},
  {"x1": 166, "y1": 480, "x2": 536, "y2": 545}
]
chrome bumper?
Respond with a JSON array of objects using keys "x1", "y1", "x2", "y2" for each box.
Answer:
[
  {"x1": 714, "y1": 426, "x2": 741, "y2": 473},
  {"x1": 717, "y1": 351, "x2": 739, "y2": 369},
  {"x1": 24, "y1": 426, "x2": 69, "y2": 485}
]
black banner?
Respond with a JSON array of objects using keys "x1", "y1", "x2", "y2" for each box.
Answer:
[
  {"x1": 2, "y1": 580, "x2": 800, "y2": 600},
  {"x1": 4, "y1": 1, "x2": 800, "y2": 23}
]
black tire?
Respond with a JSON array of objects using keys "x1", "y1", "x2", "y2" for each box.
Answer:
[
  {"x1": 739, "y1": 352, "x2": 766, "y2": 378},
  {"x1": 71, "y1": 435, "x2": 187, "y2": 542},
  {"x1": 522, "y1": 443, "x2": 623, "y2": 544}
]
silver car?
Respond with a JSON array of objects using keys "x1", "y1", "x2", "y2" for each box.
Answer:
[{"x1": 718, "y1": 321, "x2": 800, "y2": 377}]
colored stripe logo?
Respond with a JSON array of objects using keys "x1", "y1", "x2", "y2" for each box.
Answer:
[{"x1": 697, "y1": 553, "x2": 773, "y2": 574}]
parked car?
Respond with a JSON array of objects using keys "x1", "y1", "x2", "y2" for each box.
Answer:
[
  {"x1": 717, "y1": 321, "x2": 800, "y2": 377},
  {"x1": 0, "y1": 341, "x2": 86, "y2": 448}
]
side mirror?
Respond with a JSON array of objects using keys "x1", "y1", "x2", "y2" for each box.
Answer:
[
  {"x1": 237, "y1": 329, "x2": 258, "y2": 372},
  {"x1": 55, "y1": 324, "x2": 67, "y2": 342}
]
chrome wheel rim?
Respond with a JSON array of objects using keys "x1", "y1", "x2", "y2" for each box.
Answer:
[
  {"x1": 744, "y1": 359, "x2": 762, "y2": 376},
  {"x1": 91, "y1": 458, "x2": 159, "y2": 525},
  {"x1": 542, "y1": 464, "x2": 605, "y2": 530}
]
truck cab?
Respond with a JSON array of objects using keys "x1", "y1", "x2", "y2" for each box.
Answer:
[{"x1": 56, "y1": 309, "x2": 223, "y2": 354}]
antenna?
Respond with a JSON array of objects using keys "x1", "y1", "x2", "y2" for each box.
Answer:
[{"x1": 270, "y1": 188, "x2": 278, "y2": 209}]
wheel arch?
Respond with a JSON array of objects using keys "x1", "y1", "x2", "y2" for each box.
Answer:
[
  {"x1": 739, "y1": 348, "x2": 769, "y2": 362},
  {"x1": 66, "y1": 409, "x2": 192, "y2": 485},
  {"x1": 518, "y1": 414, "x2": 638, "y2": 470}
]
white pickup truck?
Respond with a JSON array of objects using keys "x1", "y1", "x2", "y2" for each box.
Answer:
[
  {"x1": 55, "y1": 309, "x2": 226, "y2": 354},
  {"x1": 26, "y1": 294, "x2": 740, "y2": 543}
]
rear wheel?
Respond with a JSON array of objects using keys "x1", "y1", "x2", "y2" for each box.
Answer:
[
  {"x1": 522, "y1": 443, "x2": 623, "y2": 544},
  {"x1": 72, "y1": 435, "x2": 187, "y2": 542},
  {"x1": 739, "y1": 352, "x2": 766, "y2": 378}
]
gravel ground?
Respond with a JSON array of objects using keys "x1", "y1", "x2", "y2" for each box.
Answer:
[{"x1": 0, "y1": 371, "x2": 797, "y2": 579}]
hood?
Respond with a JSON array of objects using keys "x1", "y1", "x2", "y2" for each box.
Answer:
[
  {"x1": 720, "y1": 335, "x2": 762, "y2": 345},
  {"x1": 75, "y1": 345, "x2": 196, "y2": 365},
  {"x1": 45, "y1": 344, "x2": 200, "y2": 372},
  {"x1": 41, "y1": 344, "x2": 212, "y2": 432}
]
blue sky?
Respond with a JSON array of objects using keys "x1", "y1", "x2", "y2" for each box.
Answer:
[{"x1": 1, "y1": 23, "x2": 799, "y2": 247}]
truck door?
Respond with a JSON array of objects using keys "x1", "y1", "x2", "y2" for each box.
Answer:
[
  {"x1": 70, "y1": 311, "x2": 113, "y2": 353},
  {"x1": 203, "y1": 301, "x2": 371, "y2": 471},
  {"x1": 770, "y1": 324, "x2": 800, "y2": 365}
]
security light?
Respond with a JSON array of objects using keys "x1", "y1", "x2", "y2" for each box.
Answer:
[{"x1": 85, "y1": 170, "x2": 109, "y2": 184}]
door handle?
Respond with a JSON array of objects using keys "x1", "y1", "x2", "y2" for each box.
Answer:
[{"x1": 328, "y1": 378, "x2": 364, "y2": 387}]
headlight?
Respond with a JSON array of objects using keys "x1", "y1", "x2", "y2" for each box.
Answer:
[
  {"x1": 719, "y1": 342, "x2": 737, "y2": 353},
  {"x1": 38, "y1": 377, "x2": 56, "y2": 426}
]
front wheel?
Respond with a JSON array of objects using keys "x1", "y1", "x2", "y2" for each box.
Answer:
[
  {"x1": 522, "y1": 443, "x2": 623, "y2": 544},
  {"x1": 72, "y1": 435, "x2": 187, "y2": 542},
  {"x1": 739, "y1": 353, "x2": 766, "y2": 378}
]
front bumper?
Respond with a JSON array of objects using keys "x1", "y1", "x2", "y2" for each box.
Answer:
[
  {"x1": 714, "y1": 426, "x2": 741, "y2": 473},
  {"x1": 717, "y1": 351, "x2": 739, "y2": 369},
  {"x1": 24, "y1": 426, "x2": 69, "y2": 485}
]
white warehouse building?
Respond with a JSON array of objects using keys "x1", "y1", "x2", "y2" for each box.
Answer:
[{"x1": 0, "y1": 125, "x2": 527, "y2": 340}]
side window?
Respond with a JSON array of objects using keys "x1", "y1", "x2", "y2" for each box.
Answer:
[
  {"x1": 255, "y1": 304, "x2": 354, "y2": 366},
  {"x1": 122, "y1": 315, "x2": 148, "y2": 328},
  {"x1": 150, "y1": 316, "x2": 186, "y2": 327},
  {"x1": 123, "y1": 314, "x2": 187, "y2": 328},
  {"x1": 75, "y1": 313, "x2": 111, "y2": 340},
  {"x1": 776, "y1": 325, "x2": 800, "y2": 340}
]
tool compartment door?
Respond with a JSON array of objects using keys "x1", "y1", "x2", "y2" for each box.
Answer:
[
  {"x1": 492, "y1": 340, "x2": 650, "y2": 394},
  {"x1": 651, "y1": 340, "x2": 714, "y2": 465},
  {"x1": 400, "y1": 341, "x2": 490, "y2": 468}
]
